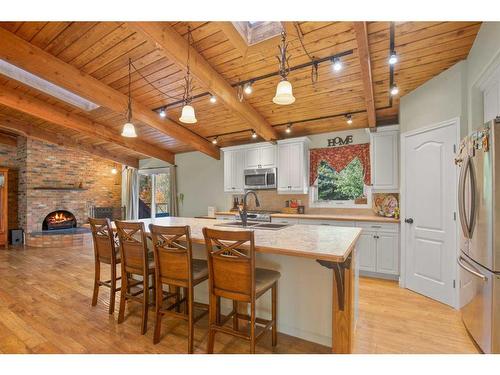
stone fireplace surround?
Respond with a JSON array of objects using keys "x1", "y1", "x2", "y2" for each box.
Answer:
[{"x1": 0, "y1": 137, "x2": 122, "y2": 247}]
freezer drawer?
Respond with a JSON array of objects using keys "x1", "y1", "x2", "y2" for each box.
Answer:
[{"x1": 459, "y1": 253, "x2": 500, "y2": 353}]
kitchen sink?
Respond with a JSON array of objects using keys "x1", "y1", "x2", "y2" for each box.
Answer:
[{"x1": 214, "y1": 221, "x2": 289, "y2": 230}]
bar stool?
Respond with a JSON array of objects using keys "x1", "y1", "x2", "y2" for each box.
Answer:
[
  {"x1": 149, "y1": 224, "x2": 209, "y2": 353},
  {"x1": 202, "y1": 227, "x2": 280, "y2": 354},
  {"x1": 115, "y1": 221, "x2": 155, "y2": 335},
  {"x1": 89, "y1": 217, "x2": 121, "y2": 314}
]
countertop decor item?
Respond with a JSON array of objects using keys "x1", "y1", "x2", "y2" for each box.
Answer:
[{"x1": 373, "y1": 193, "x2": 399, "y2": 217}]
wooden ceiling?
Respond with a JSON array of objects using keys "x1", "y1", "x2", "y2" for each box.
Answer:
[{"x1": 0, "y1": 21, "x2": 481, "y2": 165}]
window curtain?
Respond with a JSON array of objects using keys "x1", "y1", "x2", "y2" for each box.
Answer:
[
  {"x1": 124, "y1": 167, "x2": 139, "y2": 220},
  {"x1": 309, "y1": 143, "x2": 371, "y2": 186},
  {"x1": 169, "y1": 165, "x2": 178, "y2": 217}
]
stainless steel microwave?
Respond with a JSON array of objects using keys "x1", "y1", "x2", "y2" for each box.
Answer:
[{"x1": 244, "y1": 168, "x2": 277, "y2": 190}]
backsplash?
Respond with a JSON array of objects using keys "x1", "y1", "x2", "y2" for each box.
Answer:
[{"x1": 229, "y1": 190, "x2": 395, "y2": 216}]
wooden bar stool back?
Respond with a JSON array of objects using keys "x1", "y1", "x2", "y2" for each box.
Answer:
[
  {"x1": 89, "y1": 217, "x2": 121, "y2": 314},
  {"x1": 115, "y1": 220, "x2": 155, "y2": 335},
  {"x1": 149, "y1": 224, "x2": 208, "y2": 352},
  {"x1": 202, "y1": 227, "x2": 280, "y2": 354}
]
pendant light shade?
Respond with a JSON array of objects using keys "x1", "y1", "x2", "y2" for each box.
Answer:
[
  {"x1": 122, "y1": 122, "x2": 137, "y2": 137},
  {"x1": 179, "y1": 104, "x2": 197, "y2": 124},
  {"x1": 273, "y1": 79, "x2": 295, "y2": 105}
]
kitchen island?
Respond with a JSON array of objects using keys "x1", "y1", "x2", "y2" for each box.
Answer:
[{"x1": 123, "y1": 216, "x2": 362, "y2": 353}]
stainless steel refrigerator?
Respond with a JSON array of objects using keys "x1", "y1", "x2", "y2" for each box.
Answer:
[{"x1": 457, "y1": 118, "x2": 500, "y2": 353}]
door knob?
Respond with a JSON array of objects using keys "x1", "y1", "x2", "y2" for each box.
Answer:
[{"x1": 405, "y1": 218, "x2": 414, "y2": 224}]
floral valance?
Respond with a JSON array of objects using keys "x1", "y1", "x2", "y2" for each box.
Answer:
[{"x1": 309, "y1": 143, "x2": 371, "y2": 186}]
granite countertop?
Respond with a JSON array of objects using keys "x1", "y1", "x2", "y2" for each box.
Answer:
[
  {"x1": 215, "y1": 211, "x2": 399, "y2": 223},
  {"x1": 118, "y1": 217, "x2": 362, "y2": 263}
]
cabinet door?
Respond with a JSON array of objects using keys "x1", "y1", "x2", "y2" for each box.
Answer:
[
  {"x1": 358, "y1": 232, "x2": 377, "y2": 272},
  {"x1": 277, "y1": 144, "x2": 290, "y2": 191},
  {"x1": 232, "y1": 150, "x2": 246, "y2": 192},
  {"x1": 375, "y1": 232, "x2": 399, "y2": 275},
  {"x1": 484, "y1": 79, "x2": 499, "y2": 122},
  {"x1": 223, "y1": 151, "x2": 234, "y2": 192},
  {"x1": 288, "y1": 142, "x2": 304, "y2": 191},
  {"x1": 245, "y1": 148, "x2": 261, "y2": 169},
  {"x1": 371, "y1": 131, "x2": 399, "y2": 190},
  {"x1": 260, "y1": 145, "x2": 276, "y2": 168}
]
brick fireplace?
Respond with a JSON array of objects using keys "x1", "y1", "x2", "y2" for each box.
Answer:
[{"x1": 1, "y1": 137, "x2": 122, "y2": 247}]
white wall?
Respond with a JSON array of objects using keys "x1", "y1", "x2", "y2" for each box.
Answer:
[{"x1": 399, "y1": 60, "x2": 468, "y2": 136}]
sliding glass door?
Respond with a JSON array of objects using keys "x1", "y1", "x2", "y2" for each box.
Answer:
[{"x1": 138, "y1": 168, "x2": 170, "y2": 219}]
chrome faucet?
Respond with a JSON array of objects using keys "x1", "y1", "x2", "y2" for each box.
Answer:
[{"x1": 239, "y1": 190, "x2": 260, "y2": 227}]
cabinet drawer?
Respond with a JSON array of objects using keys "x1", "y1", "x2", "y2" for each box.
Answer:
[
  {"x1": 271, "y1": 217, "x2": 299, "y2": 225},
  {"x1": 356, "y1": 221, "x2": 399, "y2": 233},
  {"x1": 297, "y1": 219, "x2": 355, "y2": 227}
]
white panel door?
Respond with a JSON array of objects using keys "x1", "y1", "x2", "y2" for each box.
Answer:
[
  {"x1": 358, "y1": 232, "x2": 376, "y2": 272},
  {"x1": 245, "y1": 148, "x2": 260, "y2": 169},
  {"x1": 260, "y1": 145, "x2": 276, "y2": 168},
  {"x1": 277, "y1": 143, "x2": 290, "y2": 190},
  {"x1": 288, "y1": 142, "x2": 303, "y2": 190},
  {"x1": 404, "y1": 121, "x2": 457, "y2": 306}
]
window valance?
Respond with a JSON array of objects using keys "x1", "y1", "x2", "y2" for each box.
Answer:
[{"x1": 309, "y1": 143, "x2": 371, "y2": 186}]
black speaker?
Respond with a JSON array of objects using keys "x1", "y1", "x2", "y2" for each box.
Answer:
[{"x1": 9, "y1": 229, "x2": 23, "y2": 246}]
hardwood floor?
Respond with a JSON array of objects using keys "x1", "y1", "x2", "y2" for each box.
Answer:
[{"x1": 0, "y1": 243, "x2": 478, "y2": 354}]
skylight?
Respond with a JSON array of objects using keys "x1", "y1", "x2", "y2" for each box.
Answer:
[
  {"x1": 0, "y1": 59, "x2": 100, "y2": 112},
  {"x1": 232, "y1": 22, "x2": 284, "y2": 46}
]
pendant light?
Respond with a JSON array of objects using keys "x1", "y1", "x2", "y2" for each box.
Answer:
[
  {"x1": 273, "y1": 31, "x2": 295, "y2": 105},
  {"x1": 179, "y1": 27, "x2": 197, "y2": 124},
  {"x1": 122, "y1": 58, "x2": 138, "y2": 138}
]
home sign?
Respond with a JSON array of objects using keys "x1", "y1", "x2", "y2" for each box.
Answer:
[{"x1": 327, "y1": 135, "x2": 353, "y2": 147}]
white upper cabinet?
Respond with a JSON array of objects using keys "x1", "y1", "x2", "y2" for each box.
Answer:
[
  {"x1": 245, "y1": 145, "x2": 276, "y2": 169},
  {"x1": 223, "y1": 149, "x2": 245, "y2": 193},
  {"x1": 483, "y1": 78, "x2": 500, "y2": 122},
  {"x1": 370, "y1": 125, "x2": 399, "y2": 191},
  {"x1": 277, "y1": 137, "x2": 310, "y2": 194}
]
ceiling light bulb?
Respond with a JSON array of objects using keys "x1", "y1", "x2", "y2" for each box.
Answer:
[
  {"x1": 286, "y1": 124, "x2": 292, "y2": 133},
  {"x1": 273, "y1": 79, "x2": 295, "y2": 105},
  {"x1": 388, "y1": 51, "x2": 398, "y2": 65},
  {"x1": 243, "y1": 82, "x2": 253, "y2": 95},
  {"x1": 390, "y1": 84, "x2": 399, "y2": 96},
  {"x1": 179, "y1": 104, "x2": 197, "y2": 124},
  {"x1": 212, "y1": 137, "x2": 218, "y2": 145},
  {"x1": 121, "y1": 122, "x2": 137, "y2": 137},
  {"x1": 333, "y1": 57, "x2": 343, "y2": 72},
  {"x1": 111, "y1": 167, "x2": 118, "y2": 175},
  {"x1": 346, "y1": 115, "x2": 353, "y2": 125},
  {"x1": 159, "y1": 108, "x2": 166, "y2": 118},
  {"x1": 251, "y1": 130, "x2": 257, "y2": 139},
  {"x1": 209, "y1": 95, "x2": 217, "y2": 104}
]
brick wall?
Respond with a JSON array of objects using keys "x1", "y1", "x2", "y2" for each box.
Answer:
[
  {"x1": 0, "y1": 136, "x2": 122, "y2": 233},
  {"x1": 24, "y1": 139, "x2": 121, "y2": 233}
]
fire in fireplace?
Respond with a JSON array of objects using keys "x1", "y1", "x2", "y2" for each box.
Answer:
[{"x1": 42, "y1": 210, "x2": 77, "y2": 231}]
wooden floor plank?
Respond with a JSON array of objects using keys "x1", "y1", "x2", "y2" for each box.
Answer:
[{"x1": 0, "y1": 243, "x2": 478, "y2": 354}]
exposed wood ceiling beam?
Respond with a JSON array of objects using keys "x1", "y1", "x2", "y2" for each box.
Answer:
[
  {"x1": 353, "y1": 22, "x2": 377, "y2": 128},
  {"x1": 130, "y1": 22, "x2": 279, "y2": 142},
  {"x1": 0, "y1": 27, "x2": 219, "y2": 159},
  {"x1": 0, "y1": 85, "x2": 175, "y2": 164},
  {"x1": 0, "y1": 131, "x2": 17, "y2": 147},
  {"x1": 0, "y1": 114, "x2": 138, "y2": 168}
]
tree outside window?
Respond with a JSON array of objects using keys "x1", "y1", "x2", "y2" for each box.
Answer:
[{"x1": 317, "y1": 158, "x2": 365, "y2": 201}]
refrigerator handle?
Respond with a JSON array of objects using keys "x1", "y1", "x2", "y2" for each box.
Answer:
[
  {"x1": 467, "y1": 156, "x2": 477, "y2": 239},
  {"x1": 458, "y1": 256, "x2": 487, "y2": 281},
  {"x1": 458, "y1": 156, "x2": 470, "y2": 238}
]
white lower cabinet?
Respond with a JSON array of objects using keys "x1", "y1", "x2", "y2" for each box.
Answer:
[{"x1": 357, "y1": 229, "x2": 399, "y2": 276}]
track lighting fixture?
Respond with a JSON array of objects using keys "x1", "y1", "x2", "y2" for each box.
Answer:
[
  {"x1": 251, "y1": 130, "x2": 257, "y2": 139},
  {"x1": 159, "y1": 108, "x2": 166, "y2": 118},
  {"x1": 209, "y1": 94, "x2": 217, "y2": 103},
  {"x1": 212, "y1": 137, "x2": 218, "y2": 145},
  {"x1": 390, "y1": 84, "x2": 399, "y2": 96},
  {"x1": 111, "y1": 165, "x2": 118, "y2": 175},
  {"x1": 388, "y1": 51, "x2": 398, "y2": 65},
  {"x1": 286, "y1": 123, "x2": 292, "y2": 133},
  {"x1": 345, "y1": 114, "x2": 353, "y2": 125},
  {"x1": 243, "y1": 82, "x2": 253, "y2": 95},
  {"x1": 121, "y1": 58, "x2": 137, "y2": 138},
  {"x1": 332, "y1": 57, "x2": 343, "y2": 72}
]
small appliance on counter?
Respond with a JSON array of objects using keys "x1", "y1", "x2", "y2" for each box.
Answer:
[{"x1": 207, "y1": 206, "x2": 215, "y2": 218}]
